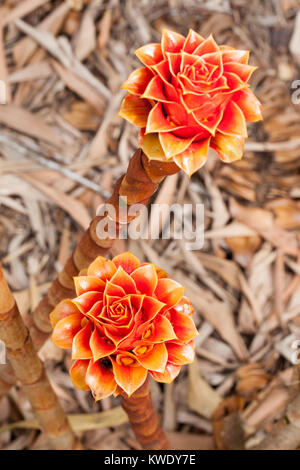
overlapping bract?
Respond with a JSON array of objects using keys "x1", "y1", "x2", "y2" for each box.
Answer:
[
  {"x1": 119, "y1": 29, "x2": 262, "y2": 175},
  {"x1": 50, "y1": 252, "x2": 198, "y2": 399}
]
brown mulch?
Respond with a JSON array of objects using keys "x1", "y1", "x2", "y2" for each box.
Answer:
[{"x1": 1, "y1": 0, "x2": 300, "y2": 450}]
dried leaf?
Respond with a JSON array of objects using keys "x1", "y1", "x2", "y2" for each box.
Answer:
[
  {"x1": 22, "y1": 174, "x2": 91, "y2": 229},
  {"x1": 0, "y1": 105, "x2": 63, "y2": 147},
  {"x1": 188, "y1": 361, "x2": 222, "y2": 418},
  {"x1": 0, "y1": 407, "x2": 128, "y2": 434}
]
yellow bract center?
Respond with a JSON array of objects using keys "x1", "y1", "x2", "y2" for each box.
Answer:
[
  {"x1": 166, "y1": 116, "x2": 177, "y2": 127},
  {"x1": 135, "y1": 346, "x2": 148, "y2": 356},
  {"x1": 115, "y1": 304, "x2": 125, "y2": 315},
  {"x1": 81, "y1": 318, "x2": 89, "y2": 327},
  {"x1": 120, "y1": 357, "x2": 135, "y2": 366},
  {"x1": 143, "y1": 326, "x2": 153, "y2": 339}
]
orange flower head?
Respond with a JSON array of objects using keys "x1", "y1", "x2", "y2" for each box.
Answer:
[
  {"x1": 50, "y1": 252, "x2": 198, "y2": 399},
  {"x1": 119, "y1": 29, "x2": 262, "y2": 175}
]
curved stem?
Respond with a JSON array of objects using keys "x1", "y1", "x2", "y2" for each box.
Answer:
[
  {"x1": 0, "y1": 267, "x2": 82, "y2": 449},
  {"x1": 121, "y1": 378, "x2": 171, "y2": 450}
]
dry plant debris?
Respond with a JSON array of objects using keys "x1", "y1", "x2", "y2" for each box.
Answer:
[{"x1": 1, "y1": 0, "x2": 300, "y2": 450}]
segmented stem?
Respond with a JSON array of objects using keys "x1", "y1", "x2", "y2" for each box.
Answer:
[
  {"x1": 121, "y1": 379, "x2": 171, "y2": 450},
  {"x1": 0, "y1": 267, "x2": 82, "y2": 449}
]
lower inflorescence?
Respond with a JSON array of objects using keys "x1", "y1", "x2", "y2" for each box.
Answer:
[{"x1": 50, "y1": 252, "x2": 198, "y2": 399}]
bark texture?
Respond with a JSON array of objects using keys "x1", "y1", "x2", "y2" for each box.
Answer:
[
  {"x1": 0, "y1": 267, "x2": 82, "y2": 450},
  {"x1": 121, "y1": 378, "x2": 171, "y2": 450}
]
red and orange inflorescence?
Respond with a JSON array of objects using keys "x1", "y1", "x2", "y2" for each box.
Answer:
[
  {"x1": 119, "y1": 29, "x2": 262, "y2": 175},
  {"x1": 50, "y1": 252, "x2": 198, "y2": 399}
]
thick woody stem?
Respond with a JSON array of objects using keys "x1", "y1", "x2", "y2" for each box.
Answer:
[
  {"x1": 121, "y1": 379, "x2": 171, "y2": 450},
  {"x1": 0, "y1": 267, "x2": 82, "y2": 450}
]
